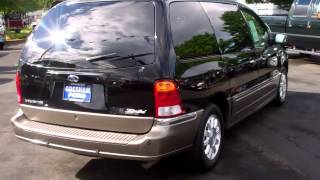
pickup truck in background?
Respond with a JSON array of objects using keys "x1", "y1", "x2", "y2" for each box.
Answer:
[
  {"x1": 261, "y1": 0, "x2": 320, "y2": 55},
  {"x1": 5, "y1": 14, "x2": 24, "y2": 33}
]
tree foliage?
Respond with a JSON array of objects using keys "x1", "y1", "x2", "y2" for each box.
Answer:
[
  {"x1": 175, "y1": 33, "x2": 219, "y2": 59},
  {"x1": 0, "y1": 0, "x2": 54, "y2": 15}
]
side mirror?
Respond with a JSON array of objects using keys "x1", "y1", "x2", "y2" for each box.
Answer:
[{"x1": 275, "y1": 33, "x2": 287, "y2": 44}]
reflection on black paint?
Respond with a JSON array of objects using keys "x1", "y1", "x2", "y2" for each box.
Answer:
[
  {"x1": 170, "y1": 2, "x2": 220, "y2": 60},
  {"x1": 202, "y1": 2, "x2": 252, "y2": 53},
  {"x1": 174, "y1": 33, "x2": 219, "y2": 60},
  {"x1": 170, "y1": 2, "x2": 226, "y2": 92}
]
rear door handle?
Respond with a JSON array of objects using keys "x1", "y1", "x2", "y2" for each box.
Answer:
[
  {"x1": 307, "y1": 21, "x2": 311, "y2": 29},
  {"x1": 249, "y1": 58, "x2": 256, "y2": 64}
]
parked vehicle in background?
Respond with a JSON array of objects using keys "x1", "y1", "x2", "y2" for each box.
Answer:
[
  {"x1": 51, "y1": 0, "x2": 64, "y2": 7},
  {"x1": 12, "y1": 0, "x2": 288, "y2": 170},
  {"x1": 261, "y1": 0, "x2": 320, "y2": 55},
  {"x1": 5, "y1": 14, "x2": 24, "y2": 33},
  {"x1": 0, "y1": 17, "x2": 5, "y2": 50}
]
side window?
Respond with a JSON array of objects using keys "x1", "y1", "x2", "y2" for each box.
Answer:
[
  {"x1": 242, "y1": 10, "x2": 269, "y2": 48},
  {"x1": 170, "y1": 2, "x2": 220, "y2": 60},
  {"x1": 201, "y1": 2, "x2": 253, "y2": 53},
  {"x1": 293, "y1": 0, "x2": 312, "y2": 16},
  {"x1": 312, "y1": 0, "x2": 320, "y2": 15}
]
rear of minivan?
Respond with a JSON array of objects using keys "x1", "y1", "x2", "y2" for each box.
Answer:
[{"x1": 12, "y1": 0, "x2": 203, "y2": 161}]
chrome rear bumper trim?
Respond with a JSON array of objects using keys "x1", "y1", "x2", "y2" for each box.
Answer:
[
  {"x1": 16, "y1": 134, "x2": 192, "y2": 160},
  {"x1": 12, "y1": 110, "x2": 204, "y2": 161},
  {"x1": 13, "y1": 117, "x2": 138, "y2": 145},
  {"x1": 16, "y1": 135, "x2": 48, "y2": 145},
  {"x1": 16, "y1": 135, "x2": 99, "y2": 154},
  {"x1": 19, "y1": 104, "x2": 154, "y2": 134},
  {"x1": 20, "y1": 104, "x2": 153, "y2": 120}
]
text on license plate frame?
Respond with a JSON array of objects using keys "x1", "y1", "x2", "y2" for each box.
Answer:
[{"x1": 63, "y1": 83, "x2": 92, "y2": 103}]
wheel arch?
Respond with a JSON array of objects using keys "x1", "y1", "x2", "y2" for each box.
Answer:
[{"x1": 210, "y1": 92, "x2": 231, "y2": 130}]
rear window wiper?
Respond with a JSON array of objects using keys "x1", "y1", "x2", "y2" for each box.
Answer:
[
  {"x1": 110, "y1": 53, "x2": 154, "y2": 63},
  {"x1": 86, "y1": 53, "x2": 120, "y2": 62},
  {"x1": 86, "y1": 52, "x2": 154, "y2": 63}
]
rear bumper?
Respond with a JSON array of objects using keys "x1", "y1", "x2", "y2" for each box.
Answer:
[{"x1": 11, "y1": 109, "x2": 203, "y2": 161}]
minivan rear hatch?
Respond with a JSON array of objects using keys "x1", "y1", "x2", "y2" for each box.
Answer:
[{"x1": 19, "y1": 1, "x2": 157, "y2": 134}]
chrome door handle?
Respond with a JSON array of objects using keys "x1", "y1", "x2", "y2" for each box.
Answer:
[
  {"x1": 249, "y1": 59, "x2": 256, "y2": 64},
  {"x1": 307, "y1": 21, "x2": 311, "y2": 29}
]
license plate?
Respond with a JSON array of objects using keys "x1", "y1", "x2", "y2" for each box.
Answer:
[{"x1": 63, "y1": 84, "x2": 92, "y2": 103}]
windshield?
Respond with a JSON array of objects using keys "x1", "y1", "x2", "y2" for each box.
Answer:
[{"x1": 22, "y1": 1, "x2": 155, "y2": 69}]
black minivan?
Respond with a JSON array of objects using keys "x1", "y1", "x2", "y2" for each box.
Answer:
[{"x1": 12, "y1": 0, "x2": 288, "y2": 170}]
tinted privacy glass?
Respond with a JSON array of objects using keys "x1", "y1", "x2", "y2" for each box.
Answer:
[
  {"x1": 170, "y1": 2, "x2": 220, "y2": 59},
  {"x1": 201, "y1": 3, "x2": 253, "y2": 53},
  {"x1": 242, "y1": 10, "x2": 268, "y2": 48},
  {"x1": 22, "y1": 1, "x2": 155, "y2": 69},
  {"x1": 293, "y1": 0, "x2": 311, "y2": 16}
]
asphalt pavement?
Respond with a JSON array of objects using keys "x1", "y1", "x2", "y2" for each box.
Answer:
[{"x1": 0, "y1": 44, "x2": 319, "y2": 180}]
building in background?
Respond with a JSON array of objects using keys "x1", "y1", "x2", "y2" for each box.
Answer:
[{"x1": 237, "y1": 0, "x2": 289, "y2": 15}]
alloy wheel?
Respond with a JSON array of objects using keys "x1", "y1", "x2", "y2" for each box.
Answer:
[
  {"x1": 279, "y1": 73, "x2": 287, "y2": 101},
  {"x1": 203, "y1": 115, "x2": 221, "y2": 160}
]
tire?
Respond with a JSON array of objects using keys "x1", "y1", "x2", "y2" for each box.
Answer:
[
  {"x1": 190, "y1": 105, "x2": 224, "y2": 171},
  {"x1": 273, "y1": 68, "x2": 288, "y2": 106},
  {"x1": 0, "y1": 43, "x2": 3, "y2": 50}
]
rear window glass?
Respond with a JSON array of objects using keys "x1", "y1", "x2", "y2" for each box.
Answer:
[{"x1": 22, "y1": 1, "x2": 155, "y2": 69}]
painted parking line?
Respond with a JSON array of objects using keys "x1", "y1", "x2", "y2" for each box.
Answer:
[{"x1": 0, "y1": 50, "x2": 22, "y2": 54}]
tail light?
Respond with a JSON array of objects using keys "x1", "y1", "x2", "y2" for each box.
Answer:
[
  {"x1": 154, "y1": 80, "x2": 184, "y2": 118},
  {"x1": 16, "y1": 72, "x2": 22, "y2": 104}
]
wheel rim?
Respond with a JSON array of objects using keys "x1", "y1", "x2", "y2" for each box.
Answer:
[
  {"x1": 279, "y1": 73, "x2": 287, "y2": 101},
  {"x1": 203, "y1": 115, "x2": 221, "y2": 160},
  {"x1": 280, "y1": 51, "x2": 286, "y2": 65}
]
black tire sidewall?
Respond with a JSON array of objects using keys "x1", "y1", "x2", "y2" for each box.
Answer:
[
  {"x1": 192, "y1": 105, "x2": 224, "y2": 170},
  {"x1": 274, "y1": 68, "x2": 288, "y2": 105}
]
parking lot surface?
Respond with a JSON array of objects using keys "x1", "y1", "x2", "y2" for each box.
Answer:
[{"x1": 0, "y1": 44, "x2": 319, "y2": 180}]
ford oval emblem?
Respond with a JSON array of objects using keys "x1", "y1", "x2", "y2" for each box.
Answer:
[{"x1": 67, "y1": 75, "x2": 79, "y2": 83}]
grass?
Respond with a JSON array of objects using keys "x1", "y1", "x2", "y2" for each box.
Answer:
[{"x1": 5, "y1": 26, "x2": 32, "y2": 41}]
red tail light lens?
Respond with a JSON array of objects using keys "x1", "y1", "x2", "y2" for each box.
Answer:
[
  {"x1": 16, "y1": 72, "x2": 22, "y2": 104},
  {"x1": 154, "y1": 80, "x2": 184, "y2": 118}
]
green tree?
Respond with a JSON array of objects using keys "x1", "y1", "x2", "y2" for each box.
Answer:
[
  {"x1": 0, "y1": 0, "x2": 54, "y2": 16},
  {"x1": 175, "y1": 33, "x2": 219, "y2": 60},
  {"x1": 220, "y1": 11, "x2": 252, "y2": 53}
]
